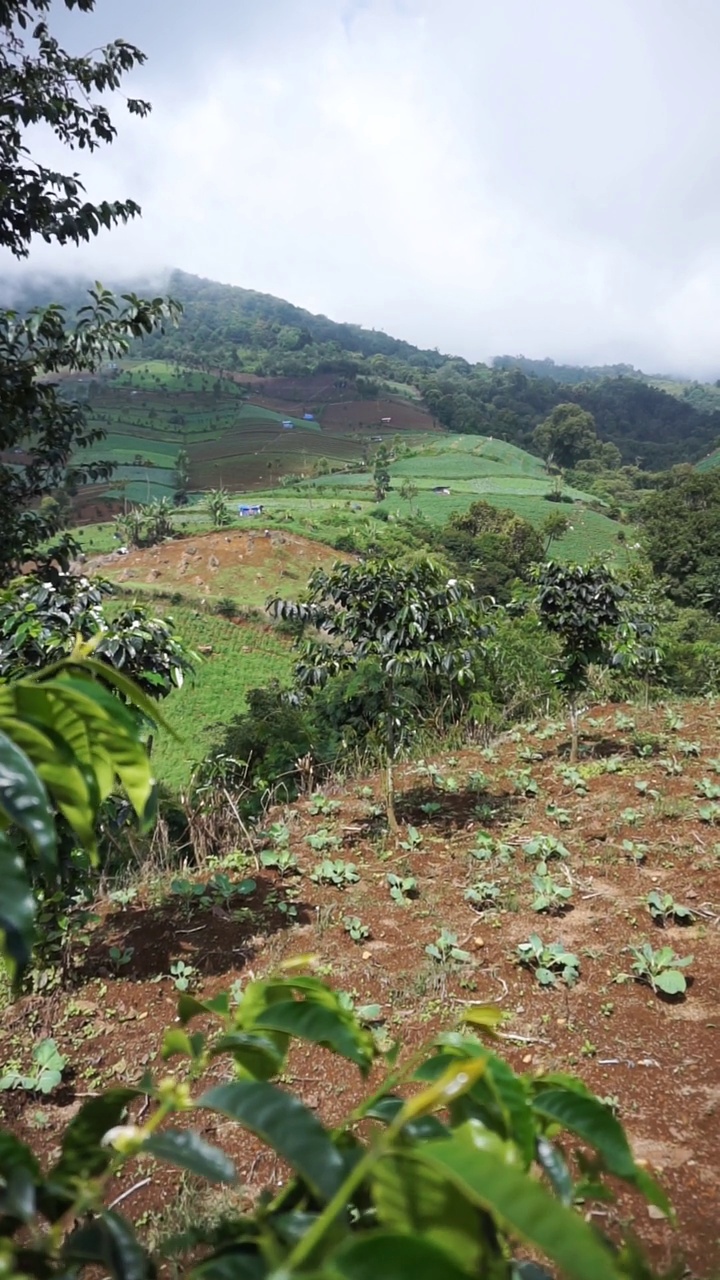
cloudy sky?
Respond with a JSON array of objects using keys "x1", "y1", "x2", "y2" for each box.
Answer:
[{"x1": 6, "y1": 0, "x2": 720, "y2": 375}]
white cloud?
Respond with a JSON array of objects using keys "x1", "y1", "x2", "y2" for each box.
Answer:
[{"x1": 5, "y1": 0, "x2": 720, "y2": 375}]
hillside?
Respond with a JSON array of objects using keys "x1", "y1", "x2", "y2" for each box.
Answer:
[{"x1": 6, "y1": 270, "x2": 720, "y2": 470}]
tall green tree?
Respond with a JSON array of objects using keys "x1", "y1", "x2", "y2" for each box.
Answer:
[
  {"x1": 0, "y1": 0, "x2": 180, "y2": 582},
  {"x1": 533, "y1": 403, "x2": 599, "y2": 470}
]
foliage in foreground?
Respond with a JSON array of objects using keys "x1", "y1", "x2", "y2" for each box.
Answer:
[{"x1": 0, "y1": 972, "x2": 668, "y2": 1280}]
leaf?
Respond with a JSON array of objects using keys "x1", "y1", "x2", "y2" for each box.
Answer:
[
  {"x1": 199, "y1": 1081, "x2": 346, "y2": 1202},
  {"x1": 421, "y1": 1123, "x2": 619, "y2": 1280},
  {"x1": 254, "y1": 1000, "x2": 375, "y2": 1074},
  {"x1": 330, "y1": 1232, "x2": 474, "y2": 1280},
  {"x1": 189, "y1": 1251, "x2": 267, "y2": 1280},
  {"x1": 52, "y1": 1089, "x2": 141, "y2": 1187},
  {"x1": 458, "y1": 1005, "x2": 505, "y2": 1038},
  {"x1": 0, "y1": 836, "x2": 36, "y2": 981},
  {"x1": 654, "y1": 969, "x2": 687, "y2": 995},
  {"x1": 372, "y1": 1151, "x2": 483, "y2": 1273},
  {"x1": 531, "y1": 1088, "x2": 636, "y2": 1177},
  {"x1": 535, "y1": 1136, "x2": 574, "y2": 1206},
  {"x1": 144, "y1": 1130, "x2": 236, "y2": 1184},
  {"x1": 0, "y1": 729, "x2": 56, "y2": 872},
  {"x1": 209, "y1": 1031, "x2": 285, "y2": 1081},
  {"x1": 177, "y1": 991, "x2": 230, "y2": 1024},
  {"x1": 62, "y1": 1210, "x2": 150, "y2": 1280},
  {"x1": 399, "y1": 1058, "x2": 488, "y2": 1124}
]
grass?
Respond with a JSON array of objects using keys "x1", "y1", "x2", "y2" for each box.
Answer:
[{"x1": 146, "y1": 607, "x2": 294, "y2": 790}]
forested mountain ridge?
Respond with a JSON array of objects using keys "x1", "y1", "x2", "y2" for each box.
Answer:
[{"x1": 5, "y1": 268, "x2": 720, "y2": 469}]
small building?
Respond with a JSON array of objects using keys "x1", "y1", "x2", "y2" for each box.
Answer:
[
  {"x1": 381, "y1": 417, "x2": 392, "y2": 424},
  {"x1": 238, "y1": 503, "x2": 264, "y2": 517},
  {"x1": 303, "y1": 413, "x2": 315, "y2": 421},
  {"x1": 432, "y1": 486, "x2": 451, "y2": 496},
  {"x1": 281, "y1": 419, "x2": 294, "y2": 430}
]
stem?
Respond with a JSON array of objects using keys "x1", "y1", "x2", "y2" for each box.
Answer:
[
  {"x1": 569, "y1": 696, "x2": 579, "y2": 764},
  {"x1": 284, "y1": 1142, "x2": 383, "y2": 1271}
]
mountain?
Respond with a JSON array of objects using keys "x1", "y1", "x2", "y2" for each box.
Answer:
[{"x1": 5, "y1": 269, "x2": 720, "y2": 469}]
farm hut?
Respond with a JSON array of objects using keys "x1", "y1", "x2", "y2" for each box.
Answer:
[
  {"x1": 281, "y1": 420, "x2": 295, "y2": 429},
  {"x1": 303, "y1": 413, "x2": 315, "y2": 421},
  {"x1": 238, "y1": 504, "x2": 264, "y2": 517},
  {"x1": 432, "y1": 486, "x2": 451, "y2": 495},
  {"x1": 381, "y1": 417, "x2": 392, "y2": 424}
]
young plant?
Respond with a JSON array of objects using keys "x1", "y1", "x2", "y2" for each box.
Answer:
[
  {"x1": 627, "y1": 943, "x2": 693, "y2": 995},
  {"x1": 697, "y1": 778, "x2": 720, "y2": 800},
  {"x1": 308, "y1": 793, "x2": 341, "y2": 817},
  {"x1": 425, "y1": 928, "x2": 472, "y2": 965},
  {"x1": 517, "y1": 934, "x2": 580, "y2": 987},
  {"x1": 306, "y1": 828, "x2": 341, "y2": 853},
  {"x1": 387, "y1": 872, "x2": 417, "y2": 904},
  {"x1": 310, "y1": 859, "x2": 359, "y2": 887},
  {"x1": 169, "y1": 959, "x2": 197, "y2": 992},
  {"x1": 0, "y1": 1040, "x2": 67, "y2": 1095},
  {"x1": 522, "y1": 834, "x2": 570, "y2": 862},
  {"x1": 464, "y1": 880, "x2": 502, "y2": 911},
  {"x1": 260, "y1": 848, "x2": 299, "y2": 876},
  {"x1": 108, "y1": 945, "x2": 134, "y2": 971},
  {"x1": 531, "y1": 863, "x2": 573, "y2": 914},
  {"x1": 399, "y1": 824, "x2": 423, "y2": 852},
  {"x1": 621, "y1": 839, "x2": 648, "y2": 866},
  {"x1": 546, "y1": 801, "x2": 571, "y2": 827},
  {"x1": 342, "y1": 915, "x2": 370, "y2": 943},
  {"x1": 557, "y1": 765, "x2": 588, "y2": 794},
  {"x1": 646, "y1": 891, "x2": 694, "y2": 926}
]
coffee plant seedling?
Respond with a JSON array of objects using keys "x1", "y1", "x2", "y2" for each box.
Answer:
[
  {"x1": 516, "y1": 934, "x2": 580, "y2": 988},
  {"x1": 387, "y1": 872, "x2": 418, "y2": 904},
  {"x1": 627, "y1": 943, "x2": 693, "y2": 995},
  {"x1": 342, "y1": 915, "x2": 370, "y2": 943},
  {"x1": 646, "y1": 891, "x2": 694, "y2": 926},
  {"x1": 464, "y1": 880, "x2": 502, "y2": 911},
  {"x1": 622, "y1": 839, "x2": 648, "y2": 866},
  {"x1": 310, "y1": 859, "x2": 360, "y2": 887},
  {"x1": 697, "y1": 778, "x2": 720, "y2": 800},
  {"x1": 425, "y1": 928, "x2": 473, "y2": 965},
  {"x1": 531, "y1": 863, "x2": 573, "y2": 914},
  {"x1": 0, "y1": 1040, "x2": 67, "y2": 1095}
]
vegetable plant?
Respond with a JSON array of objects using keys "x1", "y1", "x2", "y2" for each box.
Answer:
[
  {"x1": 425, "y1": 928, "x2": 472, "y2": 965},
  {"x1": 0, "y1": 1039, "x2": 67, "y2": 1095},
  {"x1": 646, "y1": 891, "x2": 694, "y2": 926},
  {"x1": 627, "y1": 943, "x2": 693, "y2": 995},
  {"x1": 531, "y1": 864, "x2": 573, "y2": 913},
  {"x1": 306, "y1": 827, "x2": 341, "y2": 853},
  {"x1": 387, "y1": 872, "x2": 418, "y2": 904},
  {"x1": 308, "y1": 793, "x2": 341, "y2": 817},
  {"x1": 343, "y1": 915, "x2": 370, "y2": 942},
  {"x1": 310, "y1": 859, "x2": 360, "y2": 887},
  {"x1": 464, "y1": 880, "x2": 502, "y2": 911},
  {"x1": 260, "y1": 848, "x2": 299, "y2": 876},
  {"x1": 108, "y1": 945, "x2": 134, "y2": 971},
  {"x1": 169, "y1": 959, "x2": 197, "y2": 992},
  {"x1": 517, "y1": 934, "x2": 580, "y2": 987},
  {"x1": 522, "y1": 834, "x2": 570, "y2": 862},
  {"x1": 399, "y1": 824, "x2": 423, "y2": 852}
]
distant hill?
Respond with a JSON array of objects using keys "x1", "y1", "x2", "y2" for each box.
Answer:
[{"x1": 5, "y1": 269, "x2": 720, "y2": 469}]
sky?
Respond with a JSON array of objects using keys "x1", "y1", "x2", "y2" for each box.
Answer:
[{"x1": 5, "y1": 0, "x2": 720, "y2": 376}]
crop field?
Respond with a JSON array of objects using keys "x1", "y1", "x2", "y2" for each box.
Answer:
[{"x1": 3, "y1": 699, "x2": 720, "y2": 1275}]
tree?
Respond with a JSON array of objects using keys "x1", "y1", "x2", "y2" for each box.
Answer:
[
  {"x1": 272, "y1": 557, "x2": 483, "y2": 831},
  {"x1": 639, "y1": 469, "x2": 720, "y2": 607},
  {"x1": 207, "y1": 487, "x2": 231, "y2": 528},
  {"x1": 540, "y1": 511, "x2": 572, "y2": 555},
  {"x1": 0, "y1": 0, "x2": 180, "y2": 582},
  {"x1": 174, "y1": 447, "x2": 190, "y2": 502},
  {"x1": 399, "y1": 478, "x2": 419, "y2": 511},
  {"x1": 535, "y1": 561, "x2": 626, "y2": 762},
  {"x1": 533, "y1": 404, "x2": 599, "y2": 470},
  {"x1": 373, "y1": 446, "x2": 391, "y2": 501}
]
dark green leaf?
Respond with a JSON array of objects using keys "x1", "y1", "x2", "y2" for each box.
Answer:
[
  {"x1": 372, "y1": 1151, "x2": 482, "y2": 1273},
  {"x1": 63, "y1": 1210, "x2": 150, "y2": 1280},
  {"x1": 200, "y1": 1081, "x2": 346, "y2": 1202},
  {"x1": 254, "y1": 1000, "x2": 374, "y2": 1073},
  {"x1": 209, "y1": 1031, "x2": 285, "y2": 1080},
  {"x1": 0, "y1": 836, "x2": 36, "y2": 981},
  {"x1": 0, "y1": 729, "x2": 56, "y2": 871},
  {"x1": 330, "y1": 1232, "x2": 474, "y2": 1280},
  {"x1": 421, "y1": 1122, "x2": 619, "y2": 1280},
  {"x1": 189, "y1": 1250, "x2": 267, "y2": 1280},
  {"x1": 531, "y1": 1088, "x2": 635, "y2": 1177},
  {"x1": 52, "y1": 1089, "x2": 141, "y2": 1186},
  {"x1": 144, "y1": 1130, "x2": 236, "y2": 1184}
]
